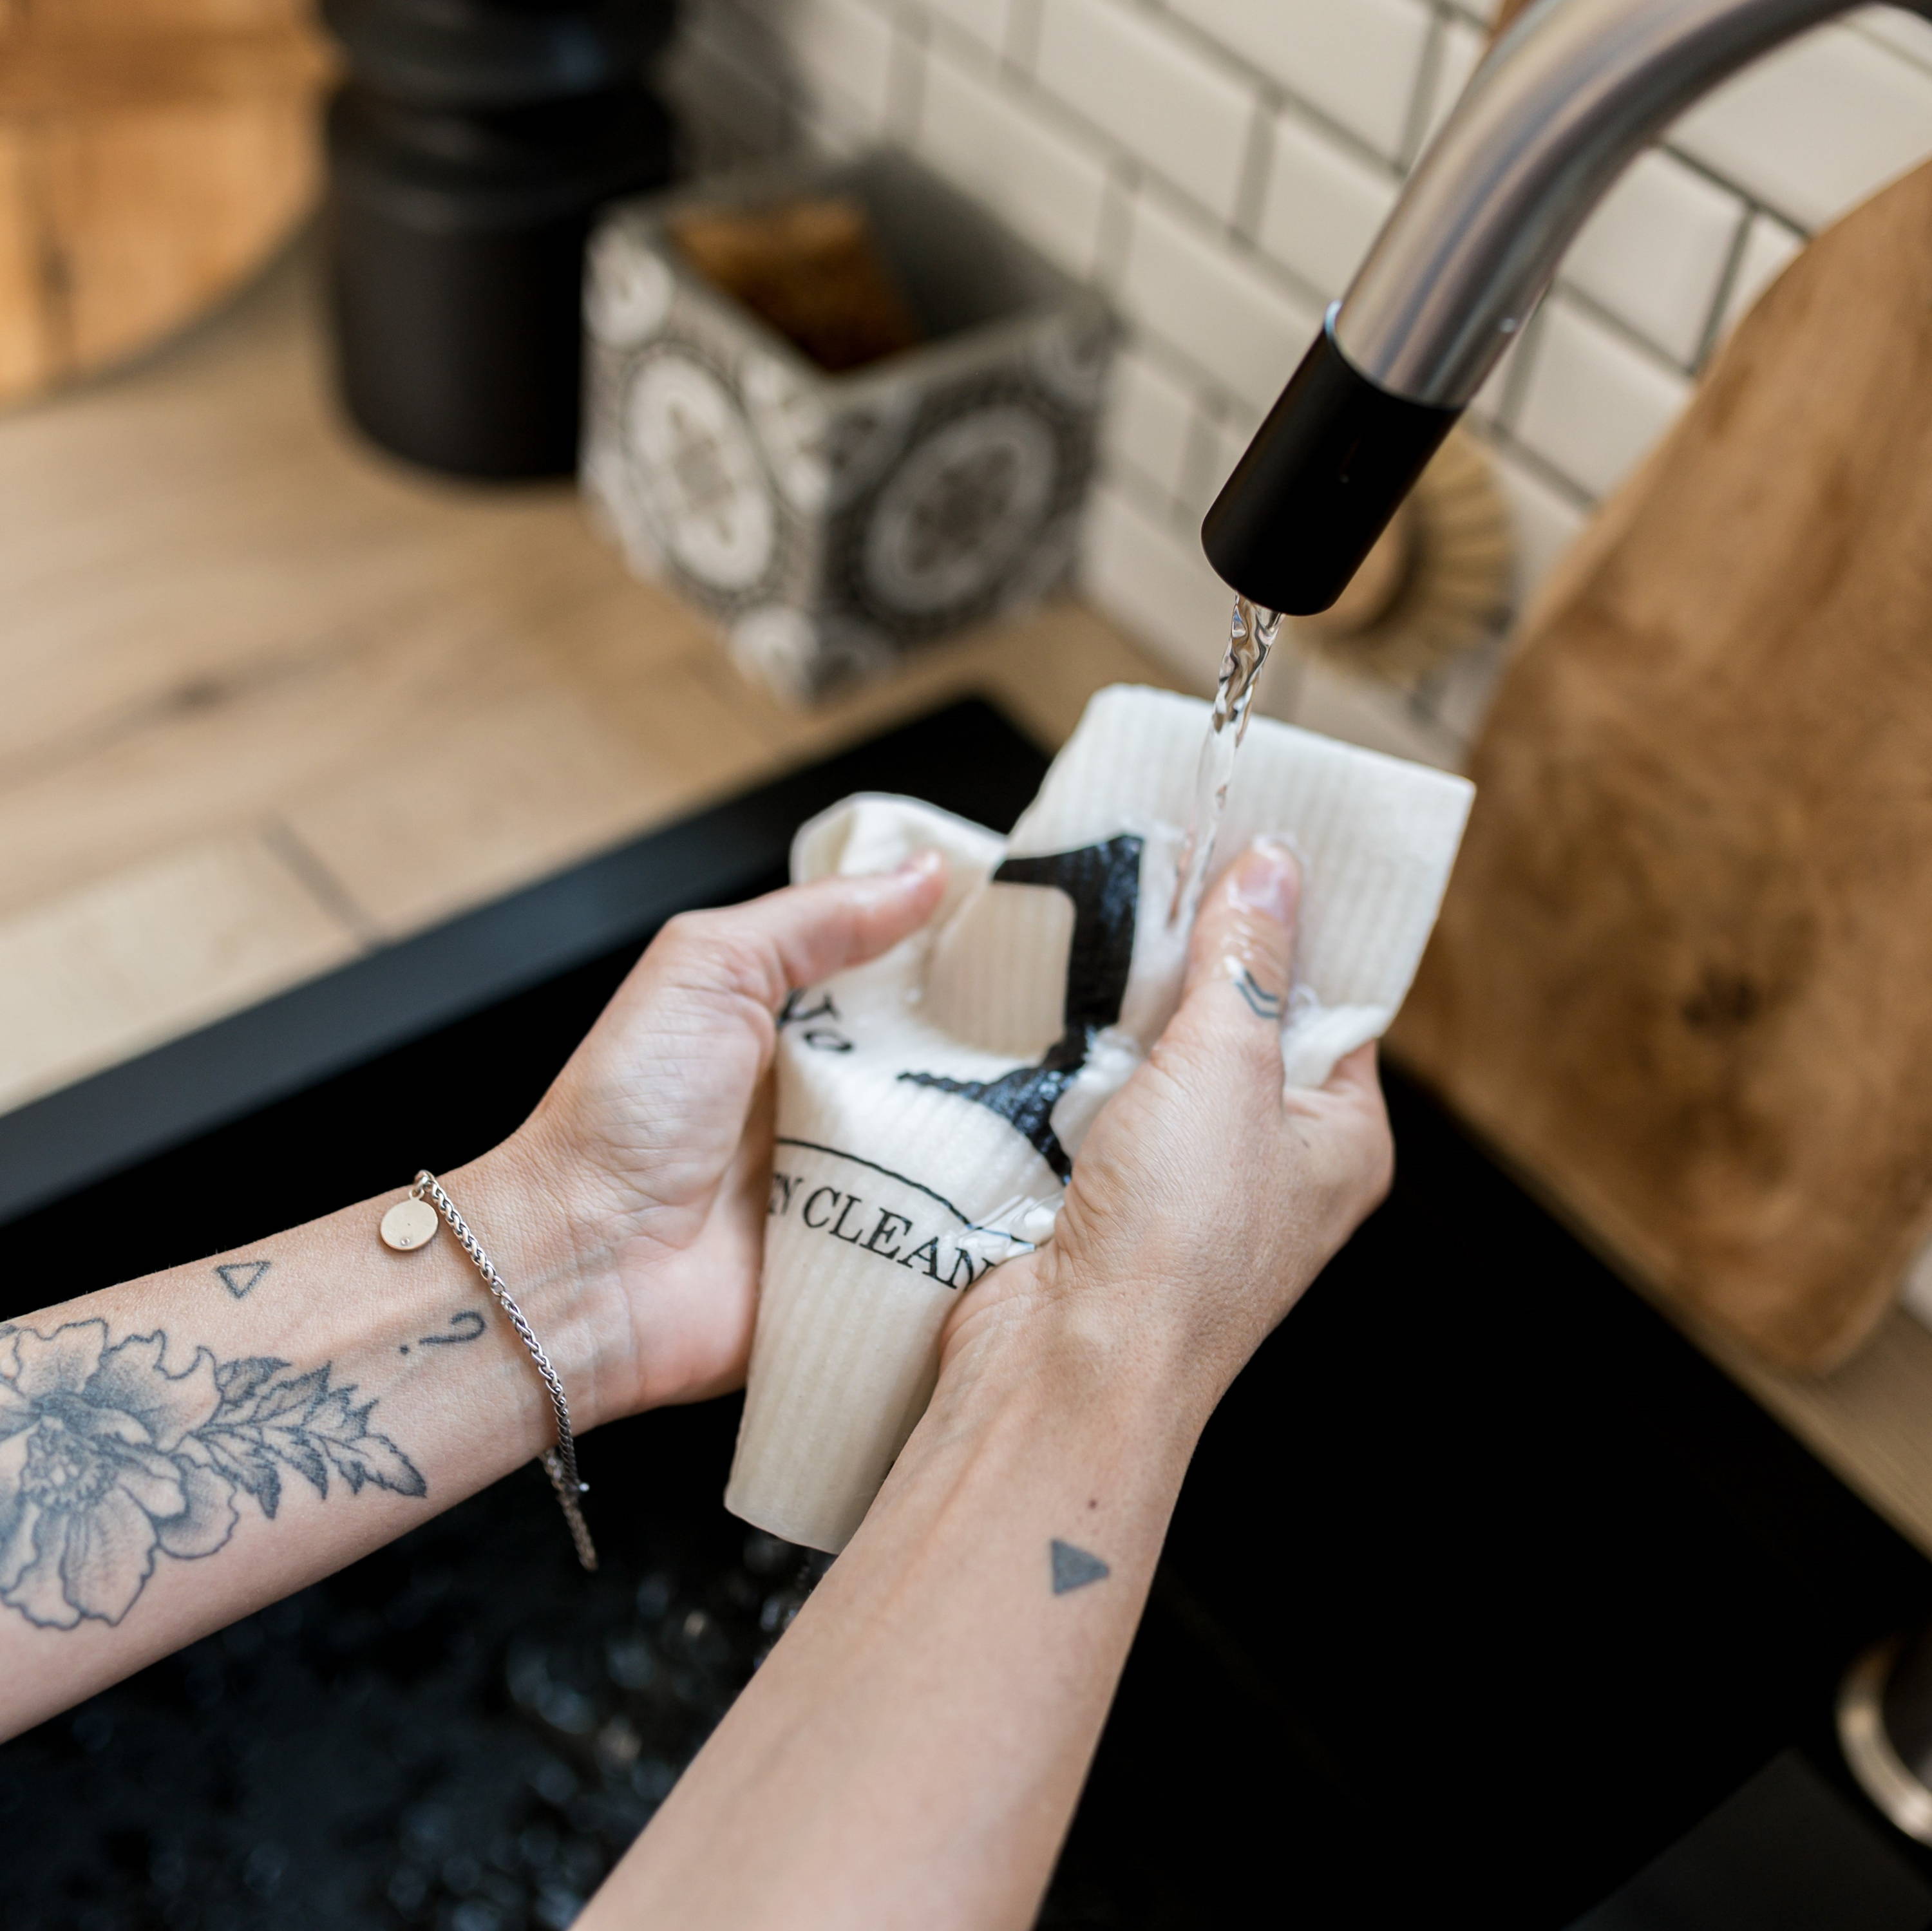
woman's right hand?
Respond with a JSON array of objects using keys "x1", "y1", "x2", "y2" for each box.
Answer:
[
  {"x1": 942, "y1": 839, "x2": 1394, "y2": 1427},
  {"x1": 580, "y1": 840, "x2": 1393, "y2": 1931}
]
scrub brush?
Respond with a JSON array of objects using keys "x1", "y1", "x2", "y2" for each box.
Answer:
[{"x1": 1291, "y1": 429, "x2": 1513, "y2": 687}]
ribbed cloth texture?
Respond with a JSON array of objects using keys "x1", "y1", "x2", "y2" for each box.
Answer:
[{"x1": 724, "y1": 686, "x2": 1472, "y2": 1550}]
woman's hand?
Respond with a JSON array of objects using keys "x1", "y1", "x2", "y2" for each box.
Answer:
[
  {"x1": 584, "y1": 838, "x2": 1395, "y2": 1931},
  {"x1": 480, "y1": 833, "x2": 1387, "y2": 1446},
  {"x1": 943, "y1": 838, "x2": 1393, "y2": 1428},
  {"x1": 484, "y1": 854, "x2": 947, "y2": 1426}
]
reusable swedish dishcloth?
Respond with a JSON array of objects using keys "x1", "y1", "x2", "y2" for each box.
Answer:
[{"x1": 726, "y1": 684, "x2": 1473, "y2": 1550}]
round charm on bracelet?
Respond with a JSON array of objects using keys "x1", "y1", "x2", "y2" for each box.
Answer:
[{"x1": 381, "y1": 1196, "x2": 441, "y2": 1251}]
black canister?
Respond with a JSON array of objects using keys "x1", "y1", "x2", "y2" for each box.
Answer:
[{"x1": 322, "y1": 1, "x2": 676, "y2": 478}]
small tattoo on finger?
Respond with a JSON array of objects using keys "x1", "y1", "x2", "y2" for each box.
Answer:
[{"x1": 1233, "y1": 968, "x2": 1283, "y2": 1020}]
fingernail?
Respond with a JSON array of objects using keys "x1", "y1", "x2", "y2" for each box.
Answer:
[
  {"x1": 893, "y1": 848, "x2": 946, "y2": 885},
  {"x1": 1227, "y1": 838, "x2": 1298, "y2": 925}
]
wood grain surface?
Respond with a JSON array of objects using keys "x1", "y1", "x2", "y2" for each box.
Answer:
[
  {"x1": 0, "y1": 0, "x2": 330, "y2": 406},
  {"x1": 0, "y1": 240, "x2": 1179, "y2": 1111},
  {"x1": 1395, "y1": 157, "x2": 1932, "y2": 1371}
]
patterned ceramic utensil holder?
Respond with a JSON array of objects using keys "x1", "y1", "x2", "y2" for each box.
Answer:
[{"x1": 580, "y1": 149, "x2": 1117, "y2": 702}]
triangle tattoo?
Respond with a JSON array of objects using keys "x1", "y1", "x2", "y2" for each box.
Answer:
[
  {"x1": 1050, "y1": 1538, "x2": 1111, "y2": 1595},
  {"x1": 215, "y1": 1261, "x2": 272, "y2": 1299}
]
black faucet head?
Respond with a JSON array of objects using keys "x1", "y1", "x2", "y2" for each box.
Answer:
[{"x1": 1201, "y1": 317, "x2": 1461, "y2": 616}]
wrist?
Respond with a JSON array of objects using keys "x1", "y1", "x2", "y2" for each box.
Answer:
[
  {"x1": 440, "y1": 1129, "x2": 628, "y2": 1438},
  {"x1": 935, "y1": 1260, "x2": 1218, "y2": 1465}
]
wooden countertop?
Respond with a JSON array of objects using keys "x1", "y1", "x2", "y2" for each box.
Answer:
[
  {"x1": 0, "y1": 242, "x2": 1179, "y2": 1115},
  {"x1": 8, "y1": 239, "x2": 1932, "y2": 1561}
]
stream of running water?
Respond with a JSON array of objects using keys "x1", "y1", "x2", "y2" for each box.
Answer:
[{"x1": 1168, "y1": 594, "x2": 1285, "y2": 926}]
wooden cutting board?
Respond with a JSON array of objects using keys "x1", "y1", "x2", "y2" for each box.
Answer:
[
  {"x1": 0, "y1": 0, "x2": 330, "y2": 408},
  {"x1": 1393, "y1": 153, "x2": 1932, "y2": 1372}
]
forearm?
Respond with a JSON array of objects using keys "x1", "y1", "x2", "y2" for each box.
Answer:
[
  {"x1": 0, "y1": 860, "x2": 958, "y2": 1744},
  {"x1": 582, "y1": 1310, "x2": 1210, "y2": 1931},
  {"x1": 0, "y1": 1138, "x2": 615, "y2": 1738}
]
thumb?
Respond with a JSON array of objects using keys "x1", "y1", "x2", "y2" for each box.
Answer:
[
  {"x1": 649, "y1": 849, "x2": 949, "y2": 1017},
  {"x1": 1167, "y1": 838, "x2": 1301, "y2": 1086}
]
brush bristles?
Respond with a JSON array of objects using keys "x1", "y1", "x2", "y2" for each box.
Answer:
[{"x1": 1298, "y1": 429, "x2": 1516, "y2": 686}]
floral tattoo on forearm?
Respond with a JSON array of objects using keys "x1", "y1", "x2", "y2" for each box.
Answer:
[{"x1": 0, "y1": 1319, "x2": 426, "y2": 1631}]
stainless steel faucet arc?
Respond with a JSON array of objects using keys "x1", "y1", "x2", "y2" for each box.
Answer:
[{"x1": 1202, "y1": 0, "x2": 1932, "y2": 615}]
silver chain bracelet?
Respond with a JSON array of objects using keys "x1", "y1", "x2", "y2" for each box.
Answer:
[{"x1": 382, "y1": 1171, "x2": 597, "y2": 1572}]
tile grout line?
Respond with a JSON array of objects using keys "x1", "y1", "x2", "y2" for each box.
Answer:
[
  {"x1": 1396, "y1": 5, "x2": 1451, "y2": 174},
  {"x1": 1539, "y1": 278, "x2": 1709, "y2": 381},
  {"x1": 886, "y1": 3, "x2": 929, "y2": 144},
  {"x1": 1005, "y1": 0, "x2": 1046, "y2": 73},
  {"x1": 1689, "y1": 203, "x2": 1760, "y2": 375},
  {"x1": 1144, "y1": 1, "x2": 1424, "y2": 178},
  {"x1": 1475, "y1": 417, "x2": 1605, "y2": 519},
  {"x1": 1230, "y1": 85, "x2": 1276, "y2": 243}
]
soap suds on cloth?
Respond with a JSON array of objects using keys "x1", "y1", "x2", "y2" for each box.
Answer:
[{"x1": 725, "y1": 684, "x2": 1473, "y2": 1552}]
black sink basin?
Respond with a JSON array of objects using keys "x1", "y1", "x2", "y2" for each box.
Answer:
[{"x1": 5, "y1": 698, "x2": 1931, "y2": 1931}]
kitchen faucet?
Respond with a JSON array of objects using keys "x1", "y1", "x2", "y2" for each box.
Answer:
[{"x1": 1202, "y1": 0, "x2": 1932, "y2": 615}]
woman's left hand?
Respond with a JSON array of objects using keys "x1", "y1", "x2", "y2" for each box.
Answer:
[{"x1": 486, "y1": 853, "x2": 947, "y2": 1424}]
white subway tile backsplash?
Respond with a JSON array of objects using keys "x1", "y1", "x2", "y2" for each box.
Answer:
[
  {"x1": 797, "y1": 91, "x2": 871, "y2": 155},
  {"x1": 1082, "y1": 481, "x2": 1231, "y2": 686},
  {"x1": 1034, "y1": 0, "x2": 1259, "y2": 218},
  {"x1": 1852, "y1": 5, "x2": 1932, "y2": 74},
  {"x1": 1562, "y1": 150, "x2": 1747, "y2": 367},
  {"x1": 1512, "y1": 296, "x2": 1694, "y2": 501},
  {"x1": 685, "y1": 0, "x2": 792, "y2": 84},
  {"x1": 1103, "y1": 344, "x2": 1199, "y2": 500},
  {"x1": 885, "y1": 15, "x2": 925, "y2": 144},
  {"x1": 1465, "y1": 319, "x2": 1528, "y2": 429},
  {"x1": 1257, "y1": 109, "x2": 1399, "y2": 298},
  {"x1": 1426, "y1": 634, "x2": 1510, "y2": 749},
  {"x1": 661, "y1": 20, "x2": 798, "y2": 170},
  {"x1": 674, "y1": 0, "x2": 1931, "y2": 668},
  {"x1": 771, "y1": 0, "x2": 897, "y2": 131},
  {"x1": 1671, "y1": 21, "x2": 1932, "y2": 231},
  {"x1": 1414, "y1": 12, "x2": 1488, "y2": 155},
  {"x1": 1180, "y1": 408, "x2": 1251, "y2": 520},
  {"x1": 1120, "y1": 190, "x2": 1321, "y2": 413},
  {"x1": 915, "y1": 46, "x2": 1110, "y2": 274},
  {"x1": 1167, "y1": 0, "x2": 1435, "y2": 160},
  {"x1": 1491, "y1": 449, "x2": 1589, "y2": 612},
  {"x1": 927, "y1": 0, "x2": 1012, "y2": 56},
  {"x1": 1715, "y1": 210, "x2": 1806, "y2": 343},
  {"x1": 1401, "y1": 451, "x2": 1589, "y2": 749},
  {"x1": 1280, "y1": 654, "x2": 1464, "y2": 769}
]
